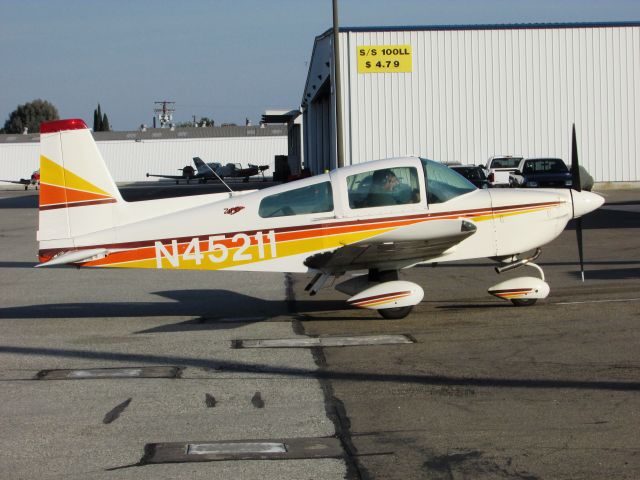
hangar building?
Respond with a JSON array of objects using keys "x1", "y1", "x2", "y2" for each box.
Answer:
[
  {"x1": 0, "y1": 125, "x2": 287, "y2": 185},
  {"x1": 301, "y1": 22, "x2": 640, "y2": 184}
]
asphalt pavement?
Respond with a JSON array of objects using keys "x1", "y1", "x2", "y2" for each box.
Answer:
[
  {"x1": 0, "y1": 188, "x2": 345, "y2": 479},
  {"x1": 0, "y1": 186, "x2": 638, "y2": 479}
]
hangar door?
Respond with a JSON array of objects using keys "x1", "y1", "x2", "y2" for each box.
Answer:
[{"x1": 304, "y1": 80, "x2": 332, "y2": 175}]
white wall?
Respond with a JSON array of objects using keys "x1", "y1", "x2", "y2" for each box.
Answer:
[
  {"x1": 304, "y1": 24, "x2": 640, "y2": 182},
  {"x1": 0, "y1": 135, "x2": 287, "y2": 184}
]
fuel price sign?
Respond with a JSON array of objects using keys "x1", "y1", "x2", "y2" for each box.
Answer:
[{"x1": 357, "y1": 45, "x2": 412, "y2": 73}]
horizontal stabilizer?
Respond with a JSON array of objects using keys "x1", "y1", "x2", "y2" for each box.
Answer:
[{"x1": 35, "y1": 248, "x2": 108, "y2": 267}]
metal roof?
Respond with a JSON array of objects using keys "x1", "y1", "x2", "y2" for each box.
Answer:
[
  {"x1": 261, "y1": 109, "x2": 301, "y2": 125},
  {"x1": 303, "y1": 20, "x2": 640, "y2": 106},
  {"x1": 0, "y1": 124, "x2": 287, "y2": 144},
  {"x1": 314, "y1": 20, "x2": 640, "y2": 41}
]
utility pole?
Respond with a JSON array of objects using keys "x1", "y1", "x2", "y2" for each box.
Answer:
[
  {"x1": 332, "y1": 0, "x2": 344, "y2": 168},
  {"x1": 154, "y1": 101, "x2": 175, "y2": 128}
]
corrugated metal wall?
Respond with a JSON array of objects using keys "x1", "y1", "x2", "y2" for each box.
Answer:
[
  {"x1": 0, "y1": 143, "x2": 40, "y2": 181},
  {"x1": 0, "y1": 136, "x2": 287, "y2": 184},
  {"x1": 305, "y1": 24, "x2": 640, "y2": 182}
]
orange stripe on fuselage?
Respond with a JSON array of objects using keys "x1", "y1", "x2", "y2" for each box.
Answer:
[{"x1": 40, "y1": 201, "x2": 564, "y2": 267}]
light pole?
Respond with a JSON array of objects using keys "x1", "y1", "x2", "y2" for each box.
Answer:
[{"x1": 332, "y1": 0, "x2": 344, "y2": 168}]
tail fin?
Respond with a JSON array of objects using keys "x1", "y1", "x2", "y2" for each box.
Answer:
[
  {"x1": 192, "y1": 157, "x2": 209, "y2": 175},
  {"x1": 38, "y1": 119, "x2": 122, "y2": 246}
]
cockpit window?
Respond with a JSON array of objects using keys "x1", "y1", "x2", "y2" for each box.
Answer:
[
  {"x1": 259, "y1": 181, "x2": 333, "y2": 218},
  {"x1": 347, "y1": 167, "x2": 421, "y2": 209},
  {"x1": 420, "y1": 158, "x2": 476, "y2": 204}
]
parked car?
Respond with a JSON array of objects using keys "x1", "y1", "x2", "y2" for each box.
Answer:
[
  {"x1": 485, "y1": 155, "x2": 524, "y2": 187},
  {"x1": 450, "y1": 165, "x2": 490, "y2": 189},
  {"x1": 509, "y1": 157, "x2": 573, "y2": 188}
]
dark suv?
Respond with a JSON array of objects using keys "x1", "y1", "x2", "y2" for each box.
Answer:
[
  {"x1": 509, "y1": 158, "x2": 572, "y2": 188},
  {"x1": 450, "y1": 165, "x2": 490, "y2": 189}
]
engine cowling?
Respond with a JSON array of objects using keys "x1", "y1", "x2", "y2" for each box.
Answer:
[
  {"x1": 488, "y1": 276, "x2": 550, "y2": 302},
  {"x1": 347, "y1": 280, "x2": 424, "y2": 310}
]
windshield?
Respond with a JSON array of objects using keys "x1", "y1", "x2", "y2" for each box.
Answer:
[
  {"x1": 489, "y1": 157, "x2": 522, "y2": 169},
  {"x1": 420, "y1": 159, "x2": 476, "y2": 204},
  {"x1": 524, "y1": 158, "x2": 569, "y2": 174}
]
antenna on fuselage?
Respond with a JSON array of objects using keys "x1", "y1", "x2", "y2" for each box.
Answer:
[{"x1": 201, "y1": 162, "x2": 235, "y2": 196}]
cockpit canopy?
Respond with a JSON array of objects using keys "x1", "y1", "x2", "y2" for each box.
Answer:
[
  {"x1": 258, "y1": 157, "x2": 477, "y2": 218},
  {"x1": 420, "y1": 158, "x2": 476, "y2": 203}
]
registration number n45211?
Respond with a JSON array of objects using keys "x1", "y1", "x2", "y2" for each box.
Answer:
[{"x1": 154, "y1": 230, "x2": 277, "y2": 268}]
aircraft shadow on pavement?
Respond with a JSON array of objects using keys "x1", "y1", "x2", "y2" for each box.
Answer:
[
  {"x1": 0, "y1": 261, "x2": 40, "y2": 268},
  {"x1": 0, "y1": 194, "x2": 38, "y2": 208},
  {"x1": 567, "y1": 208, "x2": 640, "y2": 230},
  {"x1": 568, "y1": 267, "x2": 640, "y2": 280},
  {"x1": 0, "y1": 289, "x2": 353, "y2": 330},
  {"x1": 1, "y1": 343, "x2": 639, "y2": 393}
]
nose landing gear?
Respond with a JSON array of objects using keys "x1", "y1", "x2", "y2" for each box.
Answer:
[{"x1": 488, "y1": 249, "x2": 550, "y2": 306}]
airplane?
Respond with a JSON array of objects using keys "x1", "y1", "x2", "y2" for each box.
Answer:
[
  {"x1": 35, "y1": 119, "x2": 603, "y2": 319},
  {"x1": 1, "y1": 170, "x2": 40, "y2": 190},
  {"x1": 195, "y1": 158, "x2": 269, "y2": 183},
  {"x1": 146, "y1": 157, "x2": 269, "y2": 184}
]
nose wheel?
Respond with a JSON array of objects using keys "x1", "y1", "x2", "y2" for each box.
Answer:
[
  {"x1": 378, "y1": 305, "x2": 414, "y2": 319},
  {"x1": 511, "y1": 298, "x2": 537, "y2": 307}
]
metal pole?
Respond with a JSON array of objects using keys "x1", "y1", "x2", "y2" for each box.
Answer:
[{"x1": 332, "y1": 0, "x2": 344, "y2": 168}]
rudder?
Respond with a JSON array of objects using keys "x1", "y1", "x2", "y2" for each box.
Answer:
[{"x1": 38, "y1": 119, "x2": 122, "y2": 245}]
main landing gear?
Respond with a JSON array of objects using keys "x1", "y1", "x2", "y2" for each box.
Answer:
[{"x1": 306, "y1": 268, "x2": 424, "y2": 320}]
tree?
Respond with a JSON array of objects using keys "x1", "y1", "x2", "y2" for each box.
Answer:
[
  {"x1": 175, "y1": 117, "x2": 215, "y2": 128},
  {"x1": 92, "y1": 104, "x2": 111, "y2": 132},
  {"x1": 93, "y1": 104, "x2": 103, "y2": 131},
  {"x1": 3, "y1": 99, "x2": 59, "y2": 134}
]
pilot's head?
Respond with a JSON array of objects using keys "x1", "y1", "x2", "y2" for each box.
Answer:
[{"x1": 373, "y1": 169, "x2": 399, "y2": 192}]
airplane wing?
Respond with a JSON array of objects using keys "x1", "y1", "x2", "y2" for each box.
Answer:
[
  {"x1": 304, "y1": 218, "x2": 477, "y2": 273},
  {"x1": 147, "y1": 164, "x2": 198, "y2": 181},
  {"x1": 146, "y1": 173, "x2": 187, "y2": 180},
  {"x1": 1, "y1": 178, "x2": 31, "y2": 185}
]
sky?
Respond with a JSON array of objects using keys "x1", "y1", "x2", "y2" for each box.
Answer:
[{"x1": 1, "y1": 0, "x2": 638, "y2": 131}]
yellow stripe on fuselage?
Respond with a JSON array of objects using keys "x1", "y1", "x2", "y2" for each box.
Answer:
[
  {"x1": 98, "y1": 225, "x2": 396, "y2": 270},
  {"x1": 84, "y1": 202, "x2": 559, "y2": 271}
]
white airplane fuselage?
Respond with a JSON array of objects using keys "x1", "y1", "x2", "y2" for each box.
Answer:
[
  {"x1": 36, "y1": 121, "x2": 603, "y2": 317},
  {"x1": 39, "y1": 158, "x2": 590, "y2": 273}
]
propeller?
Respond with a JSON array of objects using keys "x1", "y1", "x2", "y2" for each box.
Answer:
[{"x1": 570, "y1": 124, "x2": 585, "y2": 282}]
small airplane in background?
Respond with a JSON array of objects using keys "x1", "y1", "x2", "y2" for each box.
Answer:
[
  {"x1": 36, "y1": 119, "x2": 603, "y2": 319},
  {"x1": 147, "y1": 157, "x2": 269, "y2": 184},
  {"x1": 1, "y1": 170, "x2": 40, "y2": 190},
  {"x1": 195, "y1": 158, "x2": 269, "y2": 183}
]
